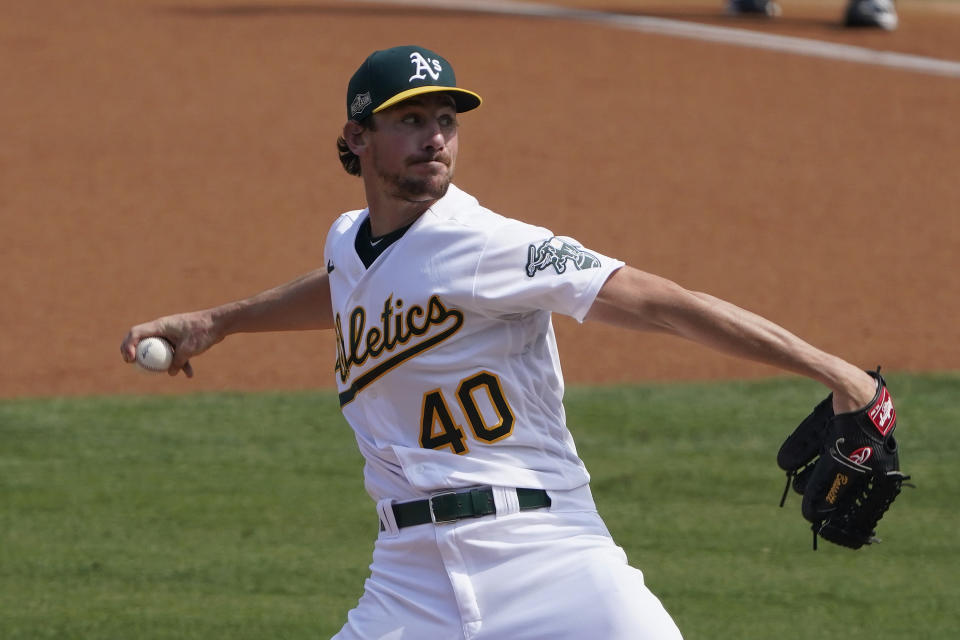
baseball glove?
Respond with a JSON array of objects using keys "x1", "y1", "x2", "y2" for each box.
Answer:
[{"x1": 777, "y1": 370, "x2": 909, "y2": 549}]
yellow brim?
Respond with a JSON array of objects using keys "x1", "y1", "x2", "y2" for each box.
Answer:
[{"x1": 373, "y1": 86, "x2": 483, "y2": 114}]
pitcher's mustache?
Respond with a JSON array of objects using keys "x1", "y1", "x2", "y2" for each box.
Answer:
[{"x1": 407, "y1": 152, "x2": 450, "y2": 166}]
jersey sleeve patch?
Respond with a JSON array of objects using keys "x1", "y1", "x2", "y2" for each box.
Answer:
[{"x1": 525, "y1": 236, "x2": 601, "y2": 278}]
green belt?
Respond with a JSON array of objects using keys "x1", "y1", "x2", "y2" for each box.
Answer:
[{"x1": 388, "y1": 487, "x2": 552, "y2": 528}]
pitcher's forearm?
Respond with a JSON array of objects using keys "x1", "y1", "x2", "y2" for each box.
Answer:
[
  {"x1": 684, "y1": 291, "x2": 866, "y2": 394},
  {"x1": 213, "y1": 269, "x2": 333, "y2": 337},
  {"x1": 588, "y1": 267, "x2": 876, "y2": 410}
]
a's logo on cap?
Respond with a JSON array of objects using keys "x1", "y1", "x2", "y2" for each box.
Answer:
[
  {"x1": 409, "y1": 52, "x2": 442, "y2": 82},
  {"x1": 350, "y1": 91, "x2": 372, "y2": 118}
]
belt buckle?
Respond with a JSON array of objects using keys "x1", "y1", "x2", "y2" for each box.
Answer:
[{"x1": 428, "y1": 490, "x2": 460, "y2": 525}]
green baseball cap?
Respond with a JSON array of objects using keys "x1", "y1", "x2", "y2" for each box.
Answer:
[{"x1": 346, "y1": 45, "x2": 482, "y2": 121}]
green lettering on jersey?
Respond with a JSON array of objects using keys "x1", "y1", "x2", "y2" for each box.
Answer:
[{"x1": 335, "y1": 295, "x2": 464, "y2": 406}]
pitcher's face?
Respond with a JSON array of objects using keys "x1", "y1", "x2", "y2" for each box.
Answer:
[{"x1": 366, "y1": 93, "x2": 459, "y2": 203}]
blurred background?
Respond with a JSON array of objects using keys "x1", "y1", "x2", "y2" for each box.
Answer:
[{"x1": 2, "y1": 0, "x2": 959, "y2": 398}]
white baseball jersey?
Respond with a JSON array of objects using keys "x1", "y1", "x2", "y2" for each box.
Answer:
[
  {"x1": 326, "y1": 184, "x2": 684, "y2": 640},
  {"x1": 323, "y1": 184, "x2": 624, "y2": 502}
]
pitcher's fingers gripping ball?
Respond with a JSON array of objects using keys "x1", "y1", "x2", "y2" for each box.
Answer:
[{"x1": 135, "y1": 336, "x2": 175, "y2": 373}]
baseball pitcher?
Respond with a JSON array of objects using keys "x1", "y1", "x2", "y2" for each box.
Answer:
[{"x1": 121, "y1": 46, "x2": 904, "y2": 639}]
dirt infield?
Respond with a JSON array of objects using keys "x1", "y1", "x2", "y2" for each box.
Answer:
[{"x1": 2, "y1": 0, "x2": 958, "y2": 398}]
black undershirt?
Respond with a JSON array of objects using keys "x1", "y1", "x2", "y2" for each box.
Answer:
[{"x1": 354, "y1": 217, "x2": 414, "y2": 268}]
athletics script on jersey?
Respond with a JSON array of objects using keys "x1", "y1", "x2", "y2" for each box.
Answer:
[
  {"x1": 333, "y1": 236, "x2": 599, "y2": 407},
  {"x1": 526, "y1": 236, "x2": 600, "y2": 277},
  {"x1": 334, "y1": 295, "x2": 463, "y2": 406}
]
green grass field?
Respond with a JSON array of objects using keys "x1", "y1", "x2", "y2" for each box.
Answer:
[{"x1": 2, "y1": 373, "x2": 957, "y2": 639}]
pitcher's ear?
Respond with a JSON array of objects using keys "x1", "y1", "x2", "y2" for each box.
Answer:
[{"x1": 342, "y1": 121, "x2": 368, "y2": 154}]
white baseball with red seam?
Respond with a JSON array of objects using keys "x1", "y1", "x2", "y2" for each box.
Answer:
[{"x1": 135, "y1": 337, "x2": 174, "y2": 373}]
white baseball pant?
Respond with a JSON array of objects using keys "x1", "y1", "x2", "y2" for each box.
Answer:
[{"x1": 333, "y1": 485, "x2": 683, "y2": 639}]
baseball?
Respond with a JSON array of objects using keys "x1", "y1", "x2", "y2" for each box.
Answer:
[{"x1": 135, "y1": 336, "x2": 174, "y2": 373}]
